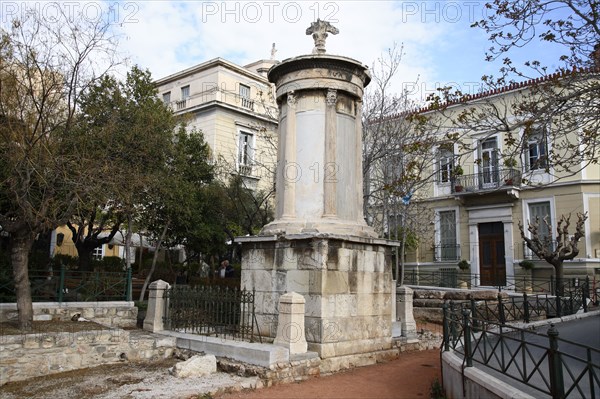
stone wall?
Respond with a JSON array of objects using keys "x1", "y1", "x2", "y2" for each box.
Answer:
[
  {"x1": 0, "y1": 302, "x2": 137, "y2": 328},
  {"x1": 241, "y1": 235, "x2": 394, "y2": 359},
  {"x1": 218, "y1": 355, "x2": 321, "y2": 387},
  {"x1": 0, "y1": 329, "x2": 175, "y2": 385}
]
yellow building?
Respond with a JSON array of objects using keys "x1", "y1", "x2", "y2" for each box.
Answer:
[
  {"x1": 154, "y1": 57, "x2": 279, "y2": 192},
  {"x1": 398, "y1": 71, "x2": 600, "y2": 287}
]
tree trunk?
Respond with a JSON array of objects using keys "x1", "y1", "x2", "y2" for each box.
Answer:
[
  {"x1": 554, "y1": 260, "x2": 564, "y2": 297},
  {"x1": 139, "y1": 222, "x2": 169, "y2": 302},
  {"x1": 10, "y1": 231, "x2": 35, "y2": 331},
  {"x1": 77, "y1": 249, "x2": 93, "y2": 272}
]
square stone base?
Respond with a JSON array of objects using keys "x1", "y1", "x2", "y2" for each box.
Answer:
[{"x1": 240, "y1": 234, "x2": 397, "y2": 359}]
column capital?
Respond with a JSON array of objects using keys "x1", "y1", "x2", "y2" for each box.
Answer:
[
  {"x1": 287, "y1": 90, "x2": 297, "y2": 108},
  {"x1": 326, "y1": 88, "x2": 337, "y2": 106}
]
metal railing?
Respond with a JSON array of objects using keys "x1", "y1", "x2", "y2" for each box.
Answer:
[
  {"x1": 442, "y1": 303, "x2": 599, "y2": 399},
  {"x1": 404, "y1": 270, "x2": 595, "y2": 297},
  {"x1": 164, "y1": 285, "x2": 260, "y2": 342},
  {"x1": 0, "y1": 266, "x2": 132, "y2": 303},
  {"x1": 451, "y1": 167, "x2": 522, "y2": 194}
]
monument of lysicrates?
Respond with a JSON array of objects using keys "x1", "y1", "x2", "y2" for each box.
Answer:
[{"x1": 238, "y1": 20, "x2": 400, "y2": 371}]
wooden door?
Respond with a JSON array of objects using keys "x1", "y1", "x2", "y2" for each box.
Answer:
[{"x1": 479, "y1": 222, "x2": 506, "y2": 286}]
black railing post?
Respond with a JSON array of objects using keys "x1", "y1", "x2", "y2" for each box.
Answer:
[
  {"x1": 58, "y1": 264, "x2": 65, "y2": 303},
  {"x1": 469, "y1": 295, "x2": 478, "y2": 331},
  {"x1": 548, "y1": 324, "x2": 565, "y2": 399},
  {"x1": 442, "y1": 302, "x2": 450, "y2": 351},
  {"x1": 462, "y1": 308, "x2": 473, "y2": 367},
  {"x1": 581, "y1": 276, "x2": 590, "y2": 313},
  {"x1": 523, "y1": 292, "x2": 530, "y2": 323},
  {"x1": 497, "y1": 293, "x2": 506, "y2": 324}
]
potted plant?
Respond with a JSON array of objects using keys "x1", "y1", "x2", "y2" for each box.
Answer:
[
  {"x1": 457, "y1": 259, "x2": 470, "y2": 289},
  {"x1": 452, "y1": 165, "x2": 464, "y2": 192},
  {"x1": 519, "y1": 260, "x2": 534, "y2": 293},
  {"x1": 503, "y1": 158, "x2": 518, "y2": 185}
]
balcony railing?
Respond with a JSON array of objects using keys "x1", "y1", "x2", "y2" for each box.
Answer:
[
  {"x1": 240, "y1": 97, "x2": 254, "y2": 110},
  {"x1": 433, "y1": 244, "x2": 461, "y2": 262},
  {"x1": 238, "y1": 164, "x2": 253, "y2": 176},
  {"x1": 451, "y1": 168, "x2": 521, "y2": 194},
  {"x1": 176, "y1": 99, "x2": 187, "y2": 110}
]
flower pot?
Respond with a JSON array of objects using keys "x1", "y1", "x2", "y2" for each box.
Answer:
[{"x1": 454, "y1": 185, "x2": 464, "y2": 192}]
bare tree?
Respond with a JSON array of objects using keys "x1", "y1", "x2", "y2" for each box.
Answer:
[
  {"x1": 0, "y1": 10, "x2": 119, "y2": 329},
  {"x1": 362, "y1": 45, "x2": 445, "y2": 282},
  {"x1": 519, "y1": 212, "x2": 588, "y2": 293}
]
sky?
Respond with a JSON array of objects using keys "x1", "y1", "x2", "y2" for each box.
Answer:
[{"x1": 2, "y1": 1, "x2": 567, "y2": 103}]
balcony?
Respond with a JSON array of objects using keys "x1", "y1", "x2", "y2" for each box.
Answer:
[
  {"x1": 451, "y1": 168, "x2": 521, "y2": 195},
  {"x1": 240, "y1": 97, "x2": 254, "y2": 111},
  {"x1": 238, "y1": 164, "x2": 253, "y2": 176},
  {"x1": 176, "y1": 99, "x2": 187, "y2": 110}
]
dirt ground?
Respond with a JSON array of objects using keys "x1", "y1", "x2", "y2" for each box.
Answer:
[
  {"x1": 217, "y1": 349, "x2": 442, "y2": 399},
  {"x1": 1, "y1": 321, "x2": 443, "y2": 399}
]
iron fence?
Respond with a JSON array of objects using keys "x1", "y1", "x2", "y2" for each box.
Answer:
[
  {"x1": 0, "y1": 265, "x2": 132, "y2": 303},
  {"x1": 442, "y1": 303, "x2": 599, "y2": 399},
  {"x1": 404, "y1": 270, "x2": 595, "y2": 297},
  {"x1": 164, "y1": 285, "x2": 260, "y2": 342}
]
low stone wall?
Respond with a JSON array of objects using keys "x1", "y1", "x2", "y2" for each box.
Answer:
[
  {"x1": 219, "y1": 355, "x2": 321, "y2": 387},
  {"x1": 0, "y1": 329, "x2": 176, "y2": 385},
  {"x1": 411, "y1": 288, "x2": 507, "y2": 324},
  {"x1": 0, "y1": 302, "x2": 138, "y2": 328},
  {"x1": 442, "y1": 350, "x2": 536, "y2": 399}
]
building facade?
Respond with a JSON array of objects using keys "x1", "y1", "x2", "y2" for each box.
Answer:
[
  {"x1": 402, "y1": 73, "x2": 600, "y2": 287},
  {"x1": 154, "y1": 57, "x2": 279, "y2": 192}
]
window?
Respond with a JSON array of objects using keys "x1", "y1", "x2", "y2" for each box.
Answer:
[
  {"x1": 479, "y1": 137, "x2": 499, "y2": 186},
  {"x1": 162, "y1": 92, "x2": 171, "y2": 104},
  {"x1": 528, "y1": 201, "x2": 552, "y2": 242},
  {"x1": 438, "y1": 210, "x2": 459, "y2": 261},
  {"x1": 238, "y1": 131, "x2": 254, "y2": 174},
  {"x1": 92, "y1": 245, "x2": 104, "y2": 260},
  {"x1": 239, "y1": 84, "x2": 250, "y2": 99},
  {"x1": 181, "y1": 85, "x2": 190, "y2": 100},
  {"x1": 438, "y1": 148, "x2": 454, "y2": 183},
  {"x1": 526, "y1": 126, "x2": 548, "y2": 171},
  {"x1": 239, "y1": 84, "x2": 252, "y2": 109}
]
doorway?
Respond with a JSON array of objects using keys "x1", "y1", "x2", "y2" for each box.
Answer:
[{"x1": 478, "y1": 222, "x2": 506, "y2": 286}]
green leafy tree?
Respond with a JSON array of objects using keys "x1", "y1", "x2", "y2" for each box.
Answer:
[
  {"x1": 0, "y1": 10, "x2": 119, "y2": 329},
  {"x1": 138, "y1": 127, "x2": 215, "y2": 300},
  {"x1": 67, "y1": 66, "x2": 176, "y2": 272}
]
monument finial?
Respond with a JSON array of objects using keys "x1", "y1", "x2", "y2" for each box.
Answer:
[
  {"x1": 306, "y1": 19, "x2": 339, "y2": 54},
  {"x1": 270, "y1": 43, "x2": 277, "y2": 60}
]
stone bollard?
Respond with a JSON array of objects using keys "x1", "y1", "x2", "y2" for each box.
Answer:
[
  {"x1": 143, "y1": 280, "x2": 170, "y2": 333},
  {"x1": 273, "y1": 292, "x2": 308, "y2": 355},
  {"x1": 396, "y1": 285, "x2": 418, "y2": 341}
]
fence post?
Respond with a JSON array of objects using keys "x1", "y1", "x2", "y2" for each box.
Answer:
[
  {"x1": 126, "y1": 267, "x2": 132, "y2": 302},
  {"x1": 523, "y1": 292, "x2": 530, "y2": 323},
  {"x1": 442, "y1": 302, "x2": 449, "y2": 351},
  {"x1": 548, "y1": 324, "x2": 565, "y2": 399},
  {"x1": 143, "y1": 280, "x2": 170, "y2": 333},
  {"x1": 462, "y1": 308, "x2": 472, "y2": 367},
  {"x1": 469, "y1": 295, "x2": 478, "y2": 331},
  {"x1": 58, "y1": 264, "x2": 65, "y2": 303},
  {"x1": 497, "y1": 293, "x2": 506, "y2": 324},
  {"x1": 583, "y1": 277, "x2": 589, "y2": 313}
]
